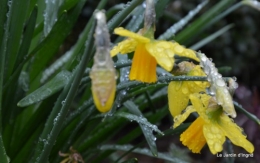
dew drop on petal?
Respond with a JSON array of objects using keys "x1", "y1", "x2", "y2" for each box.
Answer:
[
  {"x1": 181, "y1": 87, "x2": 189, "y2": 94},
  {"x1": 206, "y1": 133, "x2": 213, "y2": 139},
  {"x1": 214, "y1": 143, "x2": 222, "y2": 152},
  {"x1": 175, "y1": 45, "x2": 184, "y2": 54},
  {"x1": 210, "y1": 126, "x2": 219, "y2": 134},
  {"x1": 216, "y1": 79, "x2": 225, "y2": 87},
  {"x1": 174, "y1": 82, "x2": 183, "y2": 91},
  {"x1": 207, "y1": 140, "x2": 214, "y2": 145}
]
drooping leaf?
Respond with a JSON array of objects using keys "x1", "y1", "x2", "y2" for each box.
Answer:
[{"x1": 17, "y1": 70, "x2": 72, "y2": 107}]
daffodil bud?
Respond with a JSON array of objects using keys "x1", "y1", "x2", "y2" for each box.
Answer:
[{"x1": 90, "y1": 11, "x2": 117, "y2": 113}]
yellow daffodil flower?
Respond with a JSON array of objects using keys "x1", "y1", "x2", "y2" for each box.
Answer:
[
  {"x1": 110, "y1": 27, "x2": 199, "y2": 83},
  {"x1": 174, "y1": 93, "x2": 254, "y2": 154},
  {"x1": 168, "y1": 64, "x2": 209, "y2": 117}
]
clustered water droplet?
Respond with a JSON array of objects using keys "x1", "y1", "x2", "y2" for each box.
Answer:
[{"x1": 197, "y1": 52, "x2": 237, "y2": 118}]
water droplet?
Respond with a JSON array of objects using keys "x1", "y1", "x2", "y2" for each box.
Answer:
[
  {"x1": 206, "y1": 133, "x2": 214, "y2": 139},
  {"x1": 175, "y1": 45, "x2": 184, "y2": 53},
  {"x1": 181, "y1": 87, "x2": 189, "y2": 94},
  {"x1": 214, "y1": 143, "x2": 222, "y2": 151},
  {"x1": 216, "y1": 79, "x2": 225, "y2": 87},
  {"x1": 174, "y1": 81, "x2": 183, "y2": 91},
  {"x1": 142, "y1": 1, "x2": 146, "y2": 8},
  {"x1": 61, "y1": 100, "x2": 66, "y2": 105},
  {"x1": 207, "y1": 139, "x2": 214, "y2": 145}
]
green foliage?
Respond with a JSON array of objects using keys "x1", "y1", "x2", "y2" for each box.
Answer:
[{"x1": 0, "y1": 0, "x2": 259, "y2": 162}]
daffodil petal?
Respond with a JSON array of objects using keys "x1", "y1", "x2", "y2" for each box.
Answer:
[
  {"x1": 187, "y1": 66, "x2": 209, "y2": 92},
  {"x1": 168, "y1": 82, "x2": 190, "y2": 117},
  {"x1": 110, "y1": 39, "x2": 137, "y2": 57},
  {"x1": 180, "y1": 117, "x2": 207, "y2": 153},
  {"x1": 189, "y1": 93, "x2": 211, "y2": 123},
  {"x1": 129, "y1": 44, "x2": 157, "y2": 83},
  {"x1": 203, "y1": 123, "x2": 225, "y2": 154},
  {"x1": 172, "y1": 42, "x2": 199, "y2": 62},
  {"x1": 145, "y1": 41, "x2": 175, "y2": 71},
  {"x1": 215, "y1": 87, "x2": 237, "y2": 118},
  {"x1": 219, "y1": 114, "x2": 254, "y2": 153},
  {"x1": 173, "y1": 106, "x2": 196, "y2": 128},
  {"x1": 114, "y1": 27, "x2": 150, "y2": 43}
]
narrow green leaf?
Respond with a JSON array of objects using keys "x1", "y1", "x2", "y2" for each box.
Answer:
[
  {"x1": 100, "y1": 144, "x2": 188, "y2": 163},
  {"x1": 155, "y1": 0, "x2": 170, "y2": 18},
  {"x1": 43, "y1": 0, "x2": 63, "y2": 36},
  {"x1": 63, "y1": 0, "x2": 108, "y2": 70},
  {"x1": 11, "y1": 92, "x2": 59, "y2": 160},
  {"x1": 51, "y1": 106, "x2": 95, "y2": 162},
  {"x1": 77, "y1": 115, "x2": 127, "y2": 152},
  {"x1": 0, "y1": 0, "x2": 8, "y2": 49},
  {"x1": 158, "y1": 0, "x2": 208, "y2": 40},
  {"x1": 117, "y1": 76, "x2": 209, "y2": 92},
  {"x1": 116, "y1": 111, "x2": 164, "y2": 136},
  {"x1": 106, "y1": 4, "x2": 125, "y2": 19},
  {"x1": 234, "y1": 101, "x2": 260, "y2": 125},
  {"x1": 12, "y1": 124, "x2": 43, "y2": 163},
  {"x1": 175, "y1": 0, "x2": 235, "y2": 44},
  {"x1": 5, "y1": 0, "x2": 30, "y2": 79},
  {"x1": 190, "y1": 24, "x2": 234, "y2": 50},
  {"x1": 0, "y1": 0, "x2": 11, "y2": 161},
  {"x1": 91, "y1": 100, "x2": 169, "y2": 163},
  {"x1": 17, "y1": 70, "x2": 71, "y2": 107},
  {"x1": 0, "y1": 135, "x2": 9, "y2": 163},
  {"x1": 124, "y1": 5, "x2": 144, "y2": 32},
  {"x1": 29, "y1": 1, "x2": 86, "y2": 83},
  {"x1": 0, "y1": 0, "x2": 12, "y2": 112},
  {"x1": 202, "y1": 2, "x2": 243, "y2": 32},
  {"x1": 116, "y1": 105, "x2": 163, "y2": 157},
  {"x1": 14, "y1": 6, "x2": 38, "y2": 70},
  {"x1": 31, "y1": 6, "x2": 95, "y2": 162},
  {"x1": 59, "y1": 0, "x2": 80, "y2": 13},
  {"x1": 28, "y1": 0, "x2": 38, "y2": 18},
  {"x1": 107, "y1": 0, "x2": 142, "y2": 31}
]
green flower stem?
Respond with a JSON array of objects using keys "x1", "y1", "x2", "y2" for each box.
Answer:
[
  {"x1": 234, "y1": 101, "x2": 260, "y2": 125},
  {"x1": 65, "y1": 0, "x2": 108, "y2": 70}
]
